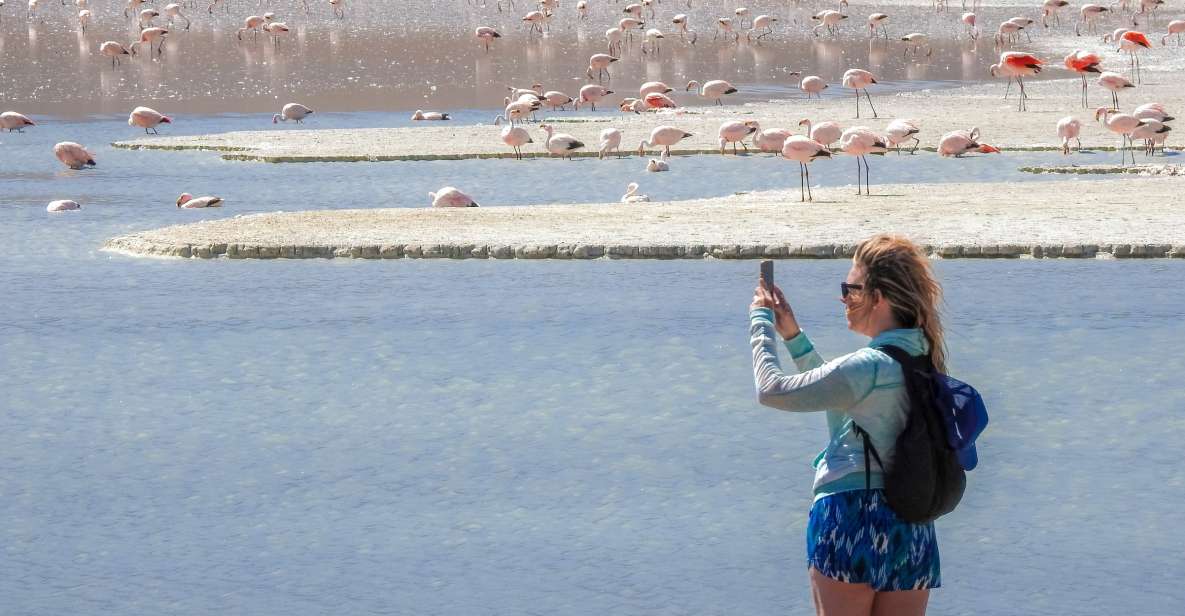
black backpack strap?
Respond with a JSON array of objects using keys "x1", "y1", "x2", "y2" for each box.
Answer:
[{"x1": 852, "y1": 422, "x2": 885, "y2": 518}]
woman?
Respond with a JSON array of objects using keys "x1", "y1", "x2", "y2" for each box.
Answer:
[{"x1": 748, "y1": 234, "x2": 946, "y2": 616}]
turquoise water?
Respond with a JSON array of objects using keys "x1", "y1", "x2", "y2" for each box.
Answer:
[
  {"x1": 2, "y1": 249, "x2": 1184, "y2": 614},
  {"x1": 3, "y1": 111, "x2": 1185, "y2": 614}
]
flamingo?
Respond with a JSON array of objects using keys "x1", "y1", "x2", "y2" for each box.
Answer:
[
  {"x1": 576, "y1": 0, "x2": 588, "y2": 20},
  {"x1": 901, "y1": 33, "x2": 932, "y2": 57},
  {"x1": 868, "y1": 13, "x2": 890, "y2": 39},
  {"x1": 131, "y1": 27, "x2": 169, "y2": 57},
  {"x1": 991, "y1": 52, "x2": 1043, "y2": 111},
  {"x1": 587, "y1": 54, "x2": 619, "y2": 82},
  {"x1": 623, "y1": 3, "x2": 643, "y2": 20},
  {"x1": 429, "y1": 187, "x2": 479, "y2": 207},
  {"x1": 641, "y1": 28, "x2": 666, "y2": 54},
  {"x1": 753, "y1": 127, "x2": 794, "y2": 154},
  {"x1": 639, "y1": 81, "x2": 673, "y2": 97},
  {"x1": 264, "y1": 22, "x2": 289, "y2": 48},
  {"x1": 638, "y1": 125, "x2": 693, "y2": 156},
  {"x1": 522, "y1": 10, "x2": 550, "y2": 37},
  {"x1": 47, "y1": 200, "x2": 82, "y2": 212},
  {"x1": 714, "y1": 17, "x2": 739, "y2": 42},
  {"x1": 937, "y1": 128, "x2": 1000, "y2": 156},
  {"x1": 475, "y1": 26, "x2": 501, "y2": 52},
  {"x1": 137, "y1": 8, "x2": 159, "y2": 30},
  {"x1": 842, "y1": 69, "x2": 878, "y2": 118},
  {"x1": 685, "y1": 79, "x2": 737, "y2": 106},
  {"x1": 621, "y1": 183, "x2": 650, "y2": 203},
  {"x1": 99, "y1": 41, "x2": 131, "y2": 68},
  {"x1": 78, "y1": 9, "x2": 91, "y2": 30},
  {"x1": 734, "y1": 7, "x2": 751, "y2": 29},
  {"x1": 799, "y1": 118, "x2": 843, "y2": 147},
  {"x1": 781, "y1": 136, "x2": 831, "y2": 202},
  {"x1": 1133, "y1": 102, "x2": 1174, "y2": 123},
  {"x1": 748, "y1": 15, "x2": 777, "y2": 41},
  {"x1": 176, "y1": 193, "x2": 223, "y2": 208},
  {"x1": 273, "y1": 103, "x2": 313, "y2": 123},
  {"x1": 1056, "y1": 116, "x2": 1083, "y2": 154},
  {"x1": 53, "y1": 142, "x2": 96, "y2": 169},
  {"x1": 599, "y1": 128, "x2": 623, "y2": 159},
  {"x1": 800, "y1": 76, "x2": 827, "y2": 99},
  {"x1": 811, "y1": 10, "x2": 848, "y2": 37},
  {"x1": 605, "y1": 26, "x2": 624, "y2": 55},
  {"x1": 672, "y1": 14, "x2": 697, "y2": 43},
  {"x1": 1130, "y1": 119, "x2": 1171, "y2": 156},
  {"x1": 1095, "y1": 107, "x2": 1141, "y2": 164},
  {"x1": 1, "y1": 111, "x2": 36, "y2": 132},
  {"x1": 1164, "y1": 20, "x2": 1185, "y2": 46},
  {"x1": 884, "y1": 119, "x2": 921, "y2": 154},
  {"x1": 575, "y1": 85, "x2": 613, "y2": 111},
  {"x1": 162, "y1": 3, "x2": 189, "y2": 30},
  {"x1": 411, "y1": 110, "x2": 450, "y2": 121},
  {"x1": 644, "y1": 92, "x2": 677, "y2": 110},
  {"x1": 646, "y1": 152, "x2": 671, "y2": 172},
  {"x1": 962, "y1": 12, "x2": 979, "y2": 39},
  {"x1": 718, "y1": 120, "x2": 758, "y2": 154},
  {"x1": 1118, "y1": 31, "x2": 1152, "y2": 83},
  {"x1": 1041, "y1": 0, "x2": 1070, "y2": 27},
  {"x1": 1064, "y1": 50, "x2": 1103, "y2": 108},
  {"x1": 542, "y1": 90, "x2": 574, "y2": 111},
  {"x1": 839, "y1": 127, "x2": 888, "y2": 195},
  {"x1": 1097, "y1": 71, "x2": 1135, "y2": 108},
  {"x1": 619, "y1": 17, "x2": 645, "y2": 43},
  {"x1": 1076, "y1": 4, "x2": 1109, "y2": 36},
  {"x1": 499, "y1": 124, "x2": 533, "y2": 160},
  {"x1": 237, "y1": 15, "x2": 266, "y2": 41},
  {"x1": 540, "y1": 124, "x2": 585, "y2": 160},
  {"x1": 128, "y1": 106, "x2": 172, "y2": 134}
]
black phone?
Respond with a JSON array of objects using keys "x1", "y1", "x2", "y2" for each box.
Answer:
[{"x1": 760, "y1": 260, "x2": 774, "y2": 290}]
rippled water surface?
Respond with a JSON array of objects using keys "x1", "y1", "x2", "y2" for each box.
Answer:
[{"x1": 4, "y1": 2, "x2": 1185, "y2": 615}]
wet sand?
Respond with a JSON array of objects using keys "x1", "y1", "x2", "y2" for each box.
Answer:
[{"x1": 103, "y1": 175, "x2": 1185, "y2": 259}]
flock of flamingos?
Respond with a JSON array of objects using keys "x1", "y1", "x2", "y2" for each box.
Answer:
[{"x1": 2, "y1": 0, "x2": 1183, "y2": 210}]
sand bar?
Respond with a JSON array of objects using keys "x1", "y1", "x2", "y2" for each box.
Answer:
[
  {"x1": 111, "y1": 76, "x2": 1185, "y2": 162},
  {"x1": 104, "y1": 176, "x2": 1185, "y2": 260}
]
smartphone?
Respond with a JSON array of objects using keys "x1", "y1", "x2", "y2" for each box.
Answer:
[{"x1": 760, "y1": 260, "x2": 774, "y2": 290}]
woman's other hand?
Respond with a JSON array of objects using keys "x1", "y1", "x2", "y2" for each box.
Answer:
[{"x1": 751, "y1": 283, "x2": 802, "y2": 340}]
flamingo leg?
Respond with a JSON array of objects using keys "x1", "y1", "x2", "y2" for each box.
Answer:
[
  {"x1": 863, "y1": 89, "x2": 878, "y2": 118},
  {"x1": 1004, "y1": 77, "x2": 1013, "y2": 99},
  {"x1": 799, "y1": 162, "x2": 806, "y2": 202},
  {"x1": 806, "y1": 165, "x2": 813, "y2": 201},
  {"x1": 854, "y1": 90, "x2": 860, "y2": 118},
  {"x1": 1017, "y1": 77, "x2": 1026, "y2": 111}
]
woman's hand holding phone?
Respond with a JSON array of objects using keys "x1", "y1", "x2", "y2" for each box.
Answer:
[{"x1": 750, "y1": 274, "x2": 802, "y2": 340}]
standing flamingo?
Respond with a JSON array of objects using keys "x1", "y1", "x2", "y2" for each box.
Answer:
[
  {"x1": 884, "y1": 119, "x2": 921, "y2": 154},
  {"x1": 273, "y1": 103, "x2": 313, "y2": 123},
  {"x1": 799, "y1": 118, "x2": 843, "y2": 148},
  {"x1": 575, "y1": 85, "x2": 613, "y2": 111},
  {"x1": 800, "y1": 75, "x2": 827, "y2": 98},
  {"x1": 1095, "y1": 107, "x2": 1141, "y2": 164},
  {"x1": 1064, "y1": 50, "x2": 1103, "y2": 108},
  {"x1": 781, "y1": 136, "x2": 831, "y2": 202},
  {"x1": 475, "y1": 26, "x2": 501, "y2": 52},
  {"x1": 540, "y1": 124, "x2": 585, "y2": 160},
  {"x1": 718, "y1": 120, "x2": 758, "y2": 154},
  {"x1": 1164, "y1": 20, "x2": 1185, "y2": 45},
  {"x1": 237, "y1": 15, "x2": 265, "y2": 41},
  {"x1": 638, "y1": 125, "x2": 693, "y2": 156},
  {"x1": 128, "y1": 106, "x2": 172, "y2": 134},
  {"x1": 164, "y1": 3, "x2": 189, "y2": 29},
  {"x1": 131, "y1": 27, "x2": 169, "y2": 57},
  {"x1": 685, "y1": 79, "x2": 737, "y2": 106},
  {"x1": 991, "y1": 52, "x2": 1042, "y2": 111},
  {"x1": 1076, "y1": 5, "x2": 1109, "y2": 36},
  {"x1": 586, "y1": 54, "x2": 619, "y2": 82},
  {"x1": 1118, "y1": 31, "x2": 1152, "y2": 83},
  {"x1": 868, "y1": 13, "x2": 890, "y2": 39},
  {"x1": 1, "y1": 111, "x2": 36, "y2": 132},
  {"x1": 1097, "y1": 71, "x2": 1135, "y2": 108},
  {"x1": 53, "y1": 142, "x2": 96, "y2": 169},
  {"x1": 753, "y1": 127, "x2": 794, "y2": 153},
  {"x1": 499, "y1": 124, "x2": 532, "y2": 159},
  {"x1": 842, "y1": 69, "x2": 878, "y2": 118},
  {"x1": 1056, "y1": 116, "x2": 1083, "y2": 154},
  {"x1": 99, "y1": 41, "x2": 132, "y2": 68},
  {"x1": 839, "y1": 127, "x2": 888, "y2": 195},
  {"x1": 599, "y1": 127, "x2": 623, "y2": 159}
]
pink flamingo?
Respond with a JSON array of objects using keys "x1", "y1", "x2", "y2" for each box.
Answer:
[
  {"x1": 0, "y1": 111, "x2": 36, "y2": 132},
  {"x1": 238, "y1": 16, "x2": 266, "y2": 41},
  {"x1": 753, "y1": 127, "x2": 794, "y2": 154},
  {"x1": 1064, "y1": 50, "x2": 1103, "y2": 108},
  {"x1": 587, "y1": 54, "x2": 619, "y2": 82},
  {"x1": 131, "y1": 27, "x2": 169, "y2": 57},
  {"x1": 53, "y1": 142, "x2": 96, "y2": 169},
  {"x1": 575, "y1": 85, "x2": 613, "y2": 111},
  {"x1": 539, "y1": 124, "x2": 585, "y2": 160},
  {"x1": 990, "y1": 52, "x2": 1043, "y2": 111},
  {"x1": 1095, "y1": 107, "x2": 1141, "y2": 164},
  {"x1": 500, "y1": 124, "x2": 532, "y2": 160},
  {"x1": 264, "y1": 22, "x2": 290, "y2": 48},
  {"x1": 799, "y1": 118, "x2": 843, "y2": 148},
  {"x1": 839, "y1": 127, "x2": 888, "y2": 195},
  {"x1": 1076, "y1": 4, "x2": 1109, "y2": 36},
  {"x1": 273, "y1": 103, "x2": 313, "y2": 123},
  {"x1": 937, "y1": 128, "x2": 1000, "y2": 157},
  {"x1": 1164, "y1": 20, "x2": 1185, "y2": 45},
  {"x1": 1056, "y1": 116, "x2": 1082, "y2": 154},
  {"x1": 718, "y1": 120, "x2": 758, "y2": 154},
  {"x1": 685, "y1": 79, "x2": 737, "y2": 106},
  {"x1": 1096, "y1": 71, "x2": 1134, "y2": 108},
  {"x1": 884, "y1": 119, "x2": 921, "y2": 154},
  {"x1": 639, "y1": 81, "x2": 673, "y2": 97},
  {"x1": 962, "y1": 12, "x2": 979, "y2": 39},
  {"x1": 781, "y1": 136, "x2": 831, "y2": 202},
  {"x1": 638, "y1": 125, "x2": 693, "y2": 156},
  {"x1": 475, "y1": 26, "x2": 501, "y2": 52},
  {"x1": 1133, "y1": 102, "x2": 1173, "y2": 122},
  {"x1": 644, "y1": 92, "x2": 677, "y2": 110},
  {"x1": 800, "y1": 75, "x2": 827, "y2": 98},
  {"x1": 129, "y1": 106, "x2": 172, "y2": 134},
  {"x1": 47, "y1": 200, "x2": 82, "y2": 212},
  {"x1": 176, "y1": 193, "x2": 223, "y2": 208},
  {"x1": 100, "y1": 41, "x2": 132, "y2": 68},
  {"x1": 599, "y1": 128, "x2": 623, "y2": 159},
  {"x1": 842, "y1": 69, "x2": 878, "y2": 118},
  {"x1": 868, "y1": 13, "x2": 890, "y2": 39},
  {"x1": 1118, "y1": 31, "x2": 1152, "y2": 83},
  {"x1": 429, "y1": 187, "x2": 479, "y2": 207}
]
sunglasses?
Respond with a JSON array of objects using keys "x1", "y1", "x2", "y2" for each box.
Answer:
[{"x1": 840, "y1": 283, "x2": 865, "y2": 298}]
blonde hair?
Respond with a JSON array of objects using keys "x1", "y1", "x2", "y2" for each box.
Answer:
[{"x1": 853, "y1": 235, "x2": 947, "y2": 372}]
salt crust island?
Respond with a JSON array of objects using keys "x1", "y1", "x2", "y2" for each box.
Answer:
[{"x1": 104, "y1": 177, "x2": 1185, "y2": 260}]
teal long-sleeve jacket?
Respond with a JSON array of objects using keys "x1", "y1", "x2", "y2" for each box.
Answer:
[{"x1": 749, "y1": 307, "x2": 930, "y2": 499}]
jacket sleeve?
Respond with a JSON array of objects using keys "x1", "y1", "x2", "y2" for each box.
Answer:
[{"x1": 750, "y1": 308, "x2": 864, "y2": 413}]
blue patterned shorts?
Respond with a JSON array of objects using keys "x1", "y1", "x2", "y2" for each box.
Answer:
[{"x1": 806, "y1": 489, "x2": 941, "y2": 591}]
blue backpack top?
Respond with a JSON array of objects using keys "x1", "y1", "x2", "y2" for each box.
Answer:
[{"x1": 932, "y1": 373, "x2": 989, "y2": 471}]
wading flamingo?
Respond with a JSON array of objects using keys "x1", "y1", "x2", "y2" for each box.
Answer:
[
  {"x1": 991, "y1": 52, "x2": 1043, "y2": 111},
  {"x1": 1064, "y1": 50, "x2": 1103, "y2": 108},
  {"x1": 884, "y1": 119, "x2": 921, "y2": 153},
  {"x1": 476, "y1": 26, "x2": 501, "y2": 51},
  {"x1": 781, "y1": 136, "x2": 831, "y2": 202},
  {"x1": 1097, "y1": 71, "x2": 1135, "y2": 108},
  {"x1": 1095, "y1": 107, "x2": 1141, "y2": 164},
  {"x1": 638, "y1": 125, "x2": 693, "y2": 156},
  {"x1": 575, "y1": 85, "x2": 613, "y2": 111},
  {"x1": 800, "y1": 75, "x2": 827, "y2": 98},
  {"x1": 53, "y1": 142, "x2": 96, "y2": 169},
  {"x1": 685, "y1": 79, "x2": 737, "y2": 105},
  {"x1": 842, "y1": 69, "x2": 878, "y2": 118},
  {"x1": 753, "y1": 127, "x2": 794, "y2": 153},
  {"x1": 128, "y1": 106, "x2": 172, "y2": 134},
  {"x1": 273, "y1": 103, "x2": 313, "y2": 123},
  {"x1": 799, "y1": 118, "x2": 843, "y2": 147},
  {"x1": 621, "y1": 183, "x2": 650, "y2": 203},
  {"x1": 599, "y1": 127, "x2": 623, "y2": 159},
  {"x1": 100, "y1": 41, "x2": 131, "y2": 68},
  {"x1": 1118, "y1": 30, "x2": 1151, "y2": 83},
  {"x1": 718, "y1": 120, "x2": 758, "y2": 154},
  {"x1": 839, "y1": 127, "x2": 888, "y2": 195},
  {"x1": 1, "y1": 111, "x2": 36, "y2": 132},
  {"x1": 1056, "y1": 116, "x2": 1082, "y2": 154},
  {"x1": 937, "y1": 128, "x2": 1000, "y2": 156},
  {"x1": 587, "y1": 53, "x2": 619, "y2": 82}
]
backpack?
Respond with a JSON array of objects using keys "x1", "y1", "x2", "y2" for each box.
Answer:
[{"x1": 852, "y1": 344, "x2": 989, "y2": 524}]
